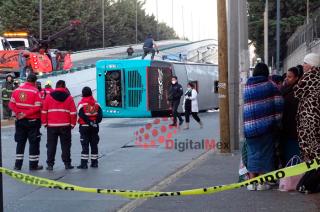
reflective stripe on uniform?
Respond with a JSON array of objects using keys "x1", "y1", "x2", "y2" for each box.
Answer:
[
  {"x1": 16, "y1": 154, "x2": 24, "y2": 160},
  {"x1": 48, "y1": 123, "x2": 71, "y2": 127},
  {"x1": 81, "y1": 154, "x2": 89, "y2": 159},
  {"x1": 15, "y1": 102, "x2": 35, "y2": 107},
  {"x1": 91, "y1": 154, "x2": 99, "y2": 159},
  {"x1": 16, "y1": 88, "x2": 37, "y2": 94},
  {"x1": 84, "y1": 112, "x2": 98, "y2": 116},
  {"x1": 48, "y1": 109, "x2": 70, "y2": 113}
]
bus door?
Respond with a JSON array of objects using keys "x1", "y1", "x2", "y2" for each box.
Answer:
[
  {"x1": 124, "y1": 67, "x2": 146, "y2": 111},
  {"x1": 105, "y1": 69, "x2": 123, "y2": 108}
]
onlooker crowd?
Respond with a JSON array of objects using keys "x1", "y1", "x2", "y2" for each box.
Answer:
[{"x1": 243, "y1": 53, "x2": 320, "y2": 192}]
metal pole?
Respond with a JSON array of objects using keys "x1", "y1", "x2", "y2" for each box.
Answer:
[
  {"x1": 171, "y1": 0, "x2": 174, "y2": 28},
  {"x1": 39, "y1": 0, "x2": 42, "y2": 40},
  {"x1": 156, "y1": 0, "x2": 159, "y2": 40},
  {"x1": 264, "y1": 0, "x2": 268, "y2": 65},
  {"x1": 307, "y1": 0, "x2": 310, "y2": 24},
  {"x1": 191, "y1": 12, "x2": 194, "y2": 41},
  {"x1": 0, "y1": 105, "x2": 3, "y2": 211},
  {"x1": 182, "y1": 6, "x2": 185, "y2": 39},
  {"x1": 102, "y1": 0, "x2": 105, "y2": 48},
  {"x1": 276, "y1": 0, "x2": 280, "y2": 73},
  {"x1": 217, "y1": 0, "x2": 230, "y2": 153},
  {"x1": 198, "y1": 19, "x2": 201, "y2": 41},
  {"x1": 228, "y1": 0, "x2": 239, "y2": 152},
  {"x1": 135, "y1": 0, "x2": 138, "y2": 44},
  {"x1": 238, "y1": 0, "x2": 250, "y2": 150}
]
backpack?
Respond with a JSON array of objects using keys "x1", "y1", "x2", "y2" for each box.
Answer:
[{"x1": 296, "y1": 168, "x2": 320, "y2": 194}]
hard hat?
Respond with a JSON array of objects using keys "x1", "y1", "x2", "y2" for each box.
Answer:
[{"x1": 45, "y1": 80, "x2": 52, "y2": 86}]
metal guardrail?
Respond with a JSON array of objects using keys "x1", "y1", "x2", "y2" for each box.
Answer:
[{"x1": 287, "y1": 7, "x2": 320, "y2": 55}]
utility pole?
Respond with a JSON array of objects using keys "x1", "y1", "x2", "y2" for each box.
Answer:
[
  {"x1": 135, "y1": 0, "x2": 138, "y2": 44},
  {"x1": 102, "y1": 0, "x2": 105, "y2": 48},
  {"x1": 156, "y1": 0, "x2": 159, "y2": 40},
  {"x1": 217, "y1": 0, "x2": 230, "y2": 153},
  {"x1": 39, "y1": 0, "x2": 43, "y2": 40},
  {"x1": 276, "y1": 0, "x2": 280, "y2": 73},
  {"x1": 264, "y1": 0, "x2": 268, "y2": 65}
]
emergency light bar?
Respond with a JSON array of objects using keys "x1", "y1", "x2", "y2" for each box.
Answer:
[{"x1": 3, "y1": 32, "x2": 28, "y2": 37}]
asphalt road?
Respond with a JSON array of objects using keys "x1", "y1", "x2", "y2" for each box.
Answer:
[{"x1": 2, "y1": 111, "x2": 220, "y2": 212}]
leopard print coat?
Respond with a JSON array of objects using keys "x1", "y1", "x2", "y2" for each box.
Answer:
[{"x1": 294, "y1": 67, "x2": 320, "y2": 161}]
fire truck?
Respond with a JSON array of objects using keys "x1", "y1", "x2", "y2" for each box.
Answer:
[{"x1": 0, "y1": 20, "x2": 80, "y2": 77}]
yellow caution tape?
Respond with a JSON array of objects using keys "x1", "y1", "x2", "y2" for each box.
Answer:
[{"x1": 0, "y1": 157, "x2": 319, "y2": 199}]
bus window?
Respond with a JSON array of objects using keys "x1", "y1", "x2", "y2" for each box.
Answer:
[{"x1": 105, "y1": 70, "x2": 122, "y2": 107}]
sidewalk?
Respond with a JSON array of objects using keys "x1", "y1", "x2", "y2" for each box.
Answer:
[{"x1": 132, "y1": 153, "x2": 320, "y2": 212}]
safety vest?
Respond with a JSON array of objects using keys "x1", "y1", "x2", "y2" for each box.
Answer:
[
  {"x1": 1, "y1": 81, "x2": 14, "y2": 101},
  {"x1": 77, "y1": 96, "x2": 100, "y2": 125}
]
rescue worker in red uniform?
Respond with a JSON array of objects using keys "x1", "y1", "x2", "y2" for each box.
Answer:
[
  {"x1": 9, "y1": 74, "x2": 43, "y2": 170},
  {"x1": 77, "y1": 87, "x2": 102, "y2": 169},
  {"x1": 40, "y1": 81, "x2": 54, "y2": 99},
  {"x1": 41, "y1": 80, "x2": 77, "y2": 170}
]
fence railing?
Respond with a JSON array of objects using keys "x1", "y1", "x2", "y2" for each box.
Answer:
[{"x1": 287, "y1": 7, "x2": 320, "y2": 56}]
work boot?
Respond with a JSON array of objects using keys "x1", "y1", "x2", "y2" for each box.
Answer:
[
  {"x1": 14, "y1": 160, "x2": 23, "y2": 170},
  {"x1": 183, "y1": 123, "x2": 190, "y2": 130},
  {"x1": 14, "y1": 166, "x2": 21, "y2": 171},
  {"x1": 199, "y1": 121, "x2": 203, "y2": 129},
  {"x1": 65, "y1": 163, "x2": 74, "y2": 170},
  {"x1": 77, "y1": 159, "x2": 88, "y2": 169},
  {"x1": 29, "y1": 165, "x2": 43, "y2": 171},
  {"x1": 179, "y1": 119, "x2": 184, "y2": 126},
  {"x1": 90, "y1": 160, "x2": 98, "y2": 168},
  {"x1": 46, "y1": 165, "x2": 53, "y2": 171}
]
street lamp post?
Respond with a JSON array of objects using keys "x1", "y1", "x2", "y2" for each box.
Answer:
[
  {"x1": 307, "y1": 0, "x2": 310, "y2": 24},
  {"x1": 264, "y1": 0, "x2": 268, "y2": 65},
  {"x1": 171, "y1": 0, "x2": 174, "y2": 28},
  {"x1": 39, "y1": 0, "x2": 43, "y2": 40},
  {"x1": 156, "y1": 0, "x2": 159, "y2": 40},
  {"x1": 0, "y1": 113, "x2": 3, "y2": 211},
  {"x1": 276, "y1": 0, "x2": 280, "y2": 73},
  {"x1": 135, "y1": 0, "x2": 138, "y2": 44},
  {"x1": 102, "y1": 0, "x2": 105, "y2": 48},
  {"x1": 182, "y1": 6, "x2": 185, "y2": 39}
]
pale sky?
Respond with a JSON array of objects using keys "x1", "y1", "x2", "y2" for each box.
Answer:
[{"x1": 143, "y1": 0, "x2": 218, "y2": 41}]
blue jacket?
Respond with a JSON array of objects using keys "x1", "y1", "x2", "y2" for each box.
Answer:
[{"x1": 243, "y1": 76, "x2": 283, "y2": 138}]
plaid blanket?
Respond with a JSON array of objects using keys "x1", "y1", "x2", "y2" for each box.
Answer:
[{"x1": 243, "y1": 76, "x2": 283, "y2": 138}]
